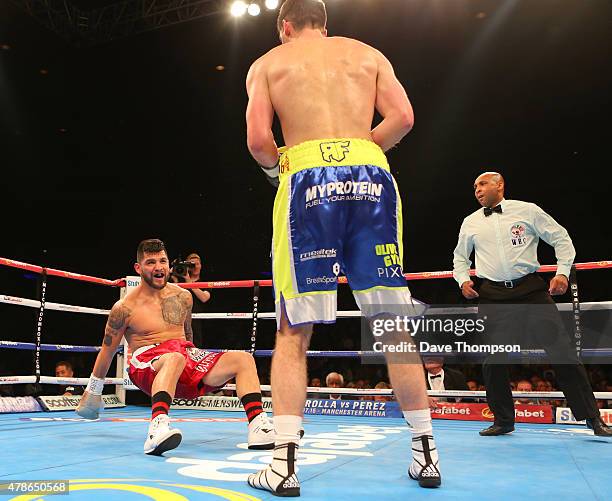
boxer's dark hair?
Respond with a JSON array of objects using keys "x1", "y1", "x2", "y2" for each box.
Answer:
[
  {"x1": 136, "y1": 239, "x2": 167, "y2": 262},
  {"x1": 277, "y1": 0, "x2": 327, "y2": 35}
]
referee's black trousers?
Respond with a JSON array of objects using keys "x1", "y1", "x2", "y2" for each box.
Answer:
[{"x1": 479, "y1": 274, "x2": 598, "y2": 425}]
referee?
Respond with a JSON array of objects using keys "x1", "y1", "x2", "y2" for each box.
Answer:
[{"x1": 452, "y1": 172, "x2": 611, "y2": 437}]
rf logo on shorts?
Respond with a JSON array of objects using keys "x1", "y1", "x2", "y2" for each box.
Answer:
[{"x1": 320, "y1": 140, "x2": 351, "y2": 162}]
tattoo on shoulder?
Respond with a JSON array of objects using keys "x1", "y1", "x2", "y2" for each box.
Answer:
[
  {"x1": 180, "y1": 289, "x2": 192, "y2": 305},
  {"x1": 109, "y1": 304, "x2": 132, "y2": 330},
  {"x1": 103, "y1": 304, "x2": 131, "y2": 346},
  {"x1": 162, "y1": 294, "x2": 190, "y2": 325}
]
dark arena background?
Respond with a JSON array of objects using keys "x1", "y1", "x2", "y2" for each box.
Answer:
[{"x1": 0, "y1": 1, "x2": 611, "y2": 499}]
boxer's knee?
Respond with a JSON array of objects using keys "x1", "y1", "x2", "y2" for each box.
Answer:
[
  {"x1": 232, "y1": 351, "x2": 256, "y2": 373},
  {"x1": 275, "y1": 325, "x2": 311, "y2": 355}
]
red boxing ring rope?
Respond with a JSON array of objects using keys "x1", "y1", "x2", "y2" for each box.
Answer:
[
  {"x1": 1, "y1": 256, "x2": 610, "y2": 289},
  {"x1": 0, "y1": 258, "x2": 124, "y2": 287}
]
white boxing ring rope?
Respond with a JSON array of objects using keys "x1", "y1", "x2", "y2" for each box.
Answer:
[
  {"x1": 3, "y1": 293, "x2": 612, "y2": 318},
  {"x1": 1, "y1": 257, "x2": 611, "y2": 406},
  {"x1": 0, "y1": 374, "x2": 611, "y2": 401}
]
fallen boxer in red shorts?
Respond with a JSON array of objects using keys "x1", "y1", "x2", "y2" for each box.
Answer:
[{"x1": 77, "y1": 238, "x2": 274, "y2": 455}]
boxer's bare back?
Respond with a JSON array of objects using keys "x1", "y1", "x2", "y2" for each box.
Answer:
[{"x1": 248, "y1": 36, "x2": 408, "y2": 149}]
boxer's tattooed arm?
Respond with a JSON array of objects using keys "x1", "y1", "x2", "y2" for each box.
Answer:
[
  {"x1": 180, "y1": 291, "x2": 194, "y2": 342},
  {"x1": 184, "y1": 305, "x2": 194, "y2": 343},
  {"x1": 103, "y1": 304, "x2": 131, "y2": 347},
  {"x1": 162, "y1": 292, "x2": 192, "y2": 326}
]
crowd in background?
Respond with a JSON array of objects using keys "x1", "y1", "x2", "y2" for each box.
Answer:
[
  {"x1": 296, "y1": 362, "x2": 612, "y2": 409},
  {"x1": 3, "y1": 350, "x2": 611, "y2": 410},
  {"x1": 1, "y1": 358, "x2": 611, "y2": 415}
]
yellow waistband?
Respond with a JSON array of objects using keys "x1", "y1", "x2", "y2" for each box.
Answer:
[{"x1": 278, "y1": 138, "x2": 389, "y2": 177}]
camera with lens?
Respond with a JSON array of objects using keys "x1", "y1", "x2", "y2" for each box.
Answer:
[{"x1": 171, "y1": 257, "x2": 195, "y2": 282}]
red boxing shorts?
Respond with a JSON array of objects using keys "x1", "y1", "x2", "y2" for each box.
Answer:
[{"x1": 128, "y1": 339, "x2": 224, "y2": 399}]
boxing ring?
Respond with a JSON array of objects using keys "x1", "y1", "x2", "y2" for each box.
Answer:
[{"x1": 1, "y1": 257, "x2": 612, "y2": 500}]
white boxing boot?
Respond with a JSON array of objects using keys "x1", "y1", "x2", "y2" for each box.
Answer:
[{"x1": 144, "y1": 414, "x2": 182, "y2": 456}]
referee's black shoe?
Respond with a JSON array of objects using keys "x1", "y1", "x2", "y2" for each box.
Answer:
[
  {"x1": 479, "y1": 424, "x2": 514, "y2": 436},
  {"x1": 586, "y1": 416, "x2": 612, "y2": 437}
]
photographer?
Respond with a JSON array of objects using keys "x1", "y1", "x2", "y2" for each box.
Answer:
[{"x1": 170, "y1": 252, "x2": 210, "y2": 347}]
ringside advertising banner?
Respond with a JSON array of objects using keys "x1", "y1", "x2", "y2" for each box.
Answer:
[
  {"x1": 38, "y1": 394, "x2": 124, "y2": 411},
  {"x1": 555, "y1": 407, "x2": 612, "y2": 425},
  {"x1": 171, "y1": 395, "x2": 273, "y2": 411},
  {"x1": 170, "y1": 396, "x2": 553, "y2": 422},
  {"x1": 430, "y1": 402, "x2": 553, "y2": 424},
  {"x1": 0, "y1": 396, "x2": 43, "y2": 413},
  {"x1": 304, "y1": 399, "x2": 402, "y2": 418},
  {"x1": 171, "y1": 396, "x2": 404, "y2": 418}
]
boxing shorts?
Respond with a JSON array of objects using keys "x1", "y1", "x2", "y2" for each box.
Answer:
[
  {"x1": 272, "y1": 138, "x2": 425, "y2": 327},
  {"x1": 128, "y1": 339, "x2": 224, "y2": 399}
]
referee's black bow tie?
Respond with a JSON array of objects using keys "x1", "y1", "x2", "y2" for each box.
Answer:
[
  {"x1": 430, "y1": 374, "x2": 442, "y2": 379},
  {"x1": 484, "y1": 205, "x2": 503, "y2": 217}
]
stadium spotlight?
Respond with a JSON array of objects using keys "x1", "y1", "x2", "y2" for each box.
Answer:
[
  {"x1": 248, "y1": 3, "x2": 261, "y2": 16},
  {"x1": 230, "y1": 1, "x2": 248, "y2": 17},
  {"x1": 265, "y1": 0, "x2": 279, "y2": 9}
]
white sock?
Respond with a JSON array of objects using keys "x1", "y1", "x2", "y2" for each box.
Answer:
[
  {"x1": 274, "y1": 415, "x2": 302, "y2": 445},
  {"x1": 403, "y1": 409, "x2": 439, "y2": 477},
  {"x1": 403, "y1": 409, "x2": 433, "y2": 437},
  {"x1": 271, "y1": 415, "x2": 302, "y2": 477}
]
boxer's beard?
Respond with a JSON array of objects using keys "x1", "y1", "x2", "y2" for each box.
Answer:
[{"x1": 142, "y1": 271, "x2": 168, "y2": 290}]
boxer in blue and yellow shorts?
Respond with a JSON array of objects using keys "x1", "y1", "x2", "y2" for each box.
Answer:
[
  {"x1": 272, "y1": 138, "x2": 418, "y2": 327},
  {"x1": 245, "y1": 3, "x2": 441, "y2": 494}
]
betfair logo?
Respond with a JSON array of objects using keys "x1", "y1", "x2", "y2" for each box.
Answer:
[{"x1": 320, "y1": 140, "x2": 351, "y2": 162}]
